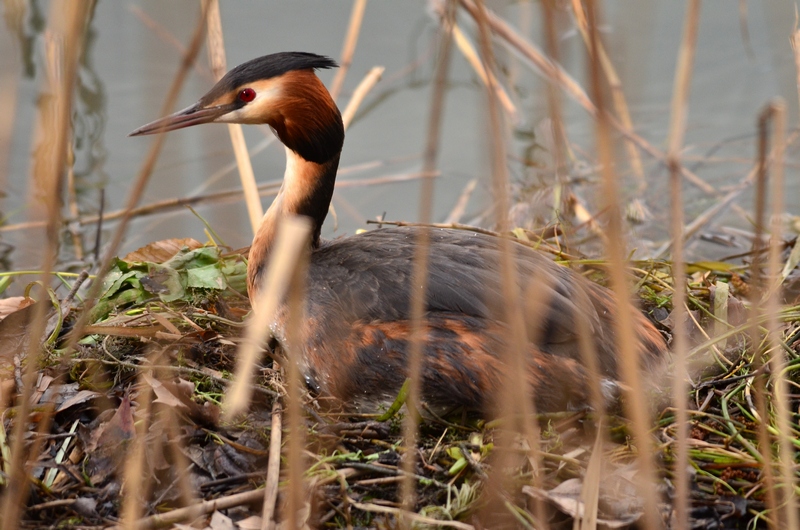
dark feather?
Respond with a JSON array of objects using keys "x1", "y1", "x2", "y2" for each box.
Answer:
[{"x1": 199, "y1": 52, "x2": 337, "y2": 106}]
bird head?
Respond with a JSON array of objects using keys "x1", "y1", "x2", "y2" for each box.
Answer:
[{"x1": 130, "y1": 52, "x2": 344, "y2": 164}]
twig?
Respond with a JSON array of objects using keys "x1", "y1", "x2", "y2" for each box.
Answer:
[
  {"x1": 569, "y1": 0, "x2": 644, "y2": 186},
  {"x1": 343, "y1": 463, "x2": 449, "y2": 489},
  {"x1": 341, "y1": 66, "x2": 385, "y2": 130},
  {"x1": 0, "y1": 170, "x2": 433, "y2": 233},
  {"x1": 129, "y1": 5, "x2": 212, "y2": 79},
  {"x1": 93, "y1": 188, "x2": 104, "y2": 262},
  {"x1": 454, "y1": 0, "x2": 725, "y2": 199},
  {"x1": 653, "y1": 130, "x2": 800, "y2": 258},
  {"x1": 330, "y1": 0, "x2": 367, "y2": 101},
  {"x1": 443, "y1": 179, "x2": 476, "y2": 224},
  {"x1": 65, "y1": 142, "x2": 83, "y2": 260},
  {"x1": 348, "y1": 499, "x2": 475, "y2": 529},
  {"x1": 260, "y1": 401, "x2": 282, "y2": 530},
  {"x1": 116, "y1": 489, "x2": 265, "y2": 530},
  {"x1": 429, "y1": 2, "x2": 516, "y2": 121}
]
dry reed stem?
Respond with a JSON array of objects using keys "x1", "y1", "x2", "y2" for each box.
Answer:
[
  {"x1": 399, "y1": 0, "x2": 455, "y2": 520},
  {"x1": 120, "y1": 489, "x2": 266, "y2": 530},
  {"x1": 428, "y1": 1, "x2": 516, "y2": 120},
  {"x1": 46, "y1": 32, "x2": 82, "y2": 260},
  {"x1": 223, "y1": 216, "x2": 311, "y2": 420},
  {"x1": 653, "y1": 128, "x2": 800, "y2": 258},
  {"x1": 541, "y1": 0, "x2": 571, "y2": 221},
  {"x1": 505, "y1": 0, "x2": 532, "y2": 102},
  {"x1": 665, "y1": 1, "x2": 701, "y2": 527},
  {"x1": 0, "y1": 68, "x2": 19, "y2": 198},
  {"x1": 443, "y1": 178, "x2": 477, "y2": 224},
  {"x1": 793, "y1": 16, "x2": 800, "y2": 121},
  {"x1": 569, "y1": 0, "x2": 644, "y2": 186},
  {"x1": 748, "y1": 106, "x2": 781, "y2": 529},
  {"x1": 284, "y1": 234, "x2": 310, "y2": 530},
  {"x1": 330, "y1": 0, "x2": 367, "y2": 101},
  {"x1": 129, "y1": 5, "x2": 211, "y2": 79},
  {"x1": 456, "y1": 0, "x2": 725, "y2": 200},
  {"x1": 58, "y1": 1, "x2": 210, "y2": 356},
  {"x1": 584, "y1": 1, "x2": 661, "y2": 528},
  {"x1": 65, "y1": 143, "x2": 83, "y2": 260},
  {"x1": 120, "y1": 358, "x2": 158, "y2": 528},
  {"x1": 0, "y1": 3, "x2": 90, "y2": 527},
  {"x1": 472, "y1": 1, "x2": 545, "y2": 527},
  {"x1": 260, "y1": 401, "x2": 282, "y2": 530},
  {"x1": 0, "y1": 170, "x2": 431, "y2": 233},
  {"x1": 341, "y1": 66, "x2": 385, "y2": 130},
  {"x1": 206, "y1": 0, "x2": 262, "y2": 235},
  {"x1": 667, "y1": 127, "x2": 690, "y2": 530},
  {"x1": 163, "y1": 400, "x2": 198, "y2": 510},
  {"x1": 578, "y1": 426, "x2": 604, "y2": 530},
  {"x1": 763, "y1": 101, "x2": 797, "y2": 529},
  {"x1": 349, "y1": 499, "x2": 475, "y2": 529},
  {"x1": 455, "y1": 0, "x2": 592, "y2": 109}
]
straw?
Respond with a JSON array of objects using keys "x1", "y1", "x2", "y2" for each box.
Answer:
[
  {"x1": 399, "y1": 0, "x2": 456, "y2": 518},
  {"x1": 330, "y1": 0, "x2": 368, "y2": 101},
  {"x1": 222, "y1": 216, "x2": 311, "y2": 420},
  {"x1": 0, "y1": 3, "x2": 90, "y2": 527},
  {"x1": 584, "y1": 2, "x2": 661, "y2": 528},
  {"x1": 206, "y1": 0, "x2": 263, "y2": 234},
  {"x1": 665, "y1": 1, "x2": 701, "y2": 528}
]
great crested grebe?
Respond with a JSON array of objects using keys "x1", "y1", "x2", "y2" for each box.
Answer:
[{"x1": 131, "y1": 52, "x2": 667, "y2": 414}]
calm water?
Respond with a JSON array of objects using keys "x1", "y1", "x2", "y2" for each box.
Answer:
[{"x1": 1, "y1": 1, "x2": 798, "y2": 291}]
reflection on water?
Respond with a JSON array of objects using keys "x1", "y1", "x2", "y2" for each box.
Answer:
[
  {"x1": 4, "y1": 0, "x2": 43, "y2": 80},
  {"x1": 0, "y1": 1, "x2": 798, "y2": 290}
]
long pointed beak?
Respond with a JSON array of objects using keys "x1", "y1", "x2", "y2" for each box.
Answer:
[{"x1": 129, "y1": 102, "x2": 238, "y2": 136}]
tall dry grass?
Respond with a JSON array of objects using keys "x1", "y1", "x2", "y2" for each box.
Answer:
[{"x1": 0, "y1": 1, "x2": 798, "y2": 529}]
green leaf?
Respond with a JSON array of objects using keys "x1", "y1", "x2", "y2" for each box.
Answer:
[
  {"x1": 686, "y1": 261, "x2": 739, "y2": 273},
  {"x1": 164, "y1": 246, "x2": 221, "y2": 270},
  {"x1": 376, "y1": 378, "x2": 411, "y2": 421},
  {"x1": 187, "y1": 263, "x2": 226, "y2": 290},
  {"x1": 446, "y1": 446, "x2": 463, "y2": 460},
  {"x1": 448, "y1": 457, "x2": 467, "y2": 475},
  {"x1": 144, "y1": 264, "x2": 184, "y2": 303}
]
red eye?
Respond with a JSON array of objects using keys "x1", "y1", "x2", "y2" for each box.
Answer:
[{"x1": 238, "y1": 88, "x2": 256, "y2": 102}]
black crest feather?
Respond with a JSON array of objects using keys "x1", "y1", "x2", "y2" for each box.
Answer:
[{"x1": 200, "y1": 52, "x2": 337, "y2": 105}]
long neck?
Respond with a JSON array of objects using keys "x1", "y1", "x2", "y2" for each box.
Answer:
[
  {"x1": 245, "y1": 70, "x2": 344, "y2": 297},
  {"x1": 247, "y1": 148, "x2": 340, "y2": 296}
]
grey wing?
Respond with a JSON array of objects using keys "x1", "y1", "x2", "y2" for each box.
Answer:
[{"x1": 307, "y1": 226, "x2": 616, "y2": 361}]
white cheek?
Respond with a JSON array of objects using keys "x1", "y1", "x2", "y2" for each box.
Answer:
[{"x1": 215, "y1": 86, "x2": 282, "y2": 124}]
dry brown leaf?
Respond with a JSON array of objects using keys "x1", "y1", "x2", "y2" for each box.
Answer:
[
  {"x1": 235, "y1": 516, "x2": 262, "y2": 530},
  {"x1": 523, "y1": 463, "x2": 644, "y2": 528},
  {"x1": 0, "y1": 296, "x2": 33, "y2": 320},
  {"x1": 143, "y1": 372, "x2": 220, "y2": 426},
  {"x1": 30, "y1": 374, "x2": 55, "y2": 406},
  {"x1": 144, "y1": 372, "x2": 189, "y2": 411},
  {"x1": 85, "y1": 395, "x2": 136, "y2": 483},
  {"x1": 56, "y1": 389, "x2": 102, "y2": 413},
  {"x1": 0, "y1": 300, "x2": 56, "y2": 362},
  {"x1": 123, "y1": 237, "x2": 204, "y2": 263},
  {"x1": 208, "y1": 511, "x2": 235, "y2": 530}
]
